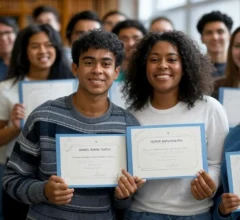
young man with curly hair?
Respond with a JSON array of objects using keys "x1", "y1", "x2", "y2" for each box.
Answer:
[
  {"x1": 3, "y1": 29, "x2": 144, "y2": 220},
  {"x1": 197, "y1": 11, "x2": 233, "y2": 78},
  {"x1": 123, "y1": 31, "x2": 229, "y2": 220}
]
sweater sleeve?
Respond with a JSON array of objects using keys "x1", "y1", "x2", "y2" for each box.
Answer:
[
  {"x1": 2, "y1": 112, "x2": 48, "y2": 204},
  {"x1": 213, "y1": 199, "x2": 231, "y2": 220},
  {"x1": 206, "y1": 103, "x2": 229, "y2": 191},
  {"x1": 213, "y1": 125, "x2": 240, "y2": 220}
]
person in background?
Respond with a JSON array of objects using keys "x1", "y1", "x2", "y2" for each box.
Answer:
[
  {"x1": 2, "y1": 29, "x2": 145, "y2": 220},
  {"x1": 212, "y1": 125, "x2": 240, "y2": 220},
  {"x1": 0, "y1": 24, "x2": 73, "y2": 220},
  {"x1": 213, "y1": 27, "x2": 240, "y2": 99},
  {"x1": 32, "y1": 5, "x2": 61, "y2": 31},
  {"x1": 112, "y1": 19, "x2": 147, "y2": 81},
  {"x1": 197, "y1": 11, "x2": 233, "y2": 78},
  {"x1": 123, "y1": 31, "x2": 229, "y2": 220},
  {"x1": 0, "y1": 17, "x2": 18, "y2": 81},
  {"x1": 65, "y1": 10, "x2": 101, "y2": 64},
  {"x1": 102, "y1": 10, "x2": 127, "y2": 32},
  {"x1": 149, "y1": 16, "x2": 174, "y2": 33}
]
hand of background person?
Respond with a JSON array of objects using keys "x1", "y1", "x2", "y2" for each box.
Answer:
[
  {"x1": 191, "y1": 170, "x2": 216, "y2": 200},
  {"x1": 11, "y1": 103, "x2": 25, "y2": 129},
  {"x1": 115, "y1": 169, "x2": 146, "y2": 199},
  {"x1": 219, "y1": 193, "x2": 240, "y2": 215},
  {"x1": 44, "y1": 175, "x2": 74, "y2": 205}
]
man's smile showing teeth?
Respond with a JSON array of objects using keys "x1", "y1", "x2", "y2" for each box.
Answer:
[{"x1": 89, "y1": 79, "x2": 105, "y2": 85}]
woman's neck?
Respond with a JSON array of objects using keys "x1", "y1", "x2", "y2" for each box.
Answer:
[
  {"x1": 27, "y1": 66, "x2": 50, "y2": 80},
  {"x1": 151, "y1": 90, "x2": 179, "y2": 110},
  {"x1": 72, "y1": 88, "x2": 109, "y2": 118}
]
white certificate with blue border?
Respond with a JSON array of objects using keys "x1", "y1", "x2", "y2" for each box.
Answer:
[
  {"x1": 56, "y1": 134, "x2": 127, "y2": 188},
  {"x1": 226, "y1": 151, "x2": 240, "y2": 212},
  {"x1": 19, "y1": 79, "x2": 78, "y2": 127},
  {"x1": 127, "y1": 124, "x2": 208, "y2": 180},
  {"x1": 109, "y1": 81, "x2": 127, "y2": 109},
  {"x1": 219, "y1": 87, "x2": 240, "y2": 128}
]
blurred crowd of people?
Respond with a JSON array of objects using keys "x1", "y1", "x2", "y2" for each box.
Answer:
[{"x1": 0, "y1": 4, "x2": 239, "y2": 220}]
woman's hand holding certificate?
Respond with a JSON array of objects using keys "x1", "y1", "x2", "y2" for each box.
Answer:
[
  {"x1": 115, "y1": 169, "x2": 146, "y2": 199},
  {"x1": 191, "y1": 170, "x2": 216, "y2": 200}
]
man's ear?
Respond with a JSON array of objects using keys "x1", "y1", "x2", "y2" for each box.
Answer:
[
  {"x1": 201, "y1": 35, "x2": 204, "y2": 44},
  {"x1": 114, "y1": 66, "x2": 121, "y2": 80},
  {"x1": 71, "y1": 62, "x2": 78, "y2": 77}
]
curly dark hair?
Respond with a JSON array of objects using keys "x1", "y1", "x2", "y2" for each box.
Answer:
[
  {"x1": 197, "y1": 11, "x2": 233, "y2": 34},
  {"x1": 72, "y1": 29, "x2": 124, "y2": 67},
  {"x1": 123, "y1": 31, "x2": 214, "y2": 110}
]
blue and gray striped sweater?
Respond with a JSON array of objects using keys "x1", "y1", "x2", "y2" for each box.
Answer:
[{"x1": 3, "y1": 94, "x2": 140, "y2": 220}]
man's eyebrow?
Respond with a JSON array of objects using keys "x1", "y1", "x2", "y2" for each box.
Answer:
[
  {"x1": 101, "y1": 57, "x2": 113, "y2": 61},
  {"x1": 82, "y1": 56, "x2": 113, "y2": 61},
  {"x1": 82, "y1": 56, "x2": 95, "y2": 60}
]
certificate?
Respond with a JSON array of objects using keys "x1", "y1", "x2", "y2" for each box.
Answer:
[
  {"x1": 56, "y1": 134, "x2": 127, "y2": 188},
  {"x1": 226, "y1": 151, "x2": 240, "y2": 212},
  {"x1": 127, "y1": 124, "x2": 208, "y2": 179},
  {"x1": 19, "y1": 79, "x2": 78, "y2": 127},
  {"x1": 109, "y1": 81, "x2": 128, "y2": 109},
  {"x1": 219, "y1": 87, "x2": 240, "y2": 128}
]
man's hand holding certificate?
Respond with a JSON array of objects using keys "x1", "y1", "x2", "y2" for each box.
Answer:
[{"x1": 56, "y1": 134, "x2": 128, "y2": 188}]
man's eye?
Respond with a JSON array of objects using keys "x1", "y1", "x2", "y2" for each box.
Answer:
[
  {"x1": 84, "y1": 61, "x2": 92, "y2": 65},
  {"x1": 103, "y1": 62, "x2": 111, "y2": 67}
]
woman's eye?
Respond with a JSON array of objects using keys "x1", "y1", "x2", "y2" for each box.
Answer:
[
  {"x1": 150, "y1": 58, "x2": 158, "y2": 62},
  {"x1": 169, "y1": 58, "x2": 177, "y2": 62}
]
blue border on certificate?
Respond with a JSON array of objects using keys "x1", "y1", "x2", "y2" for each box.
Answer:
[
  {"x1": 127, "y1": 123, "x2": 208, "y2": 180},
  {"x1": 218, "y1": 87, "x2": 224, "y2": 104},
  {"x1": 18, "y1": 79, "x2": 78, "y2": 128},
  {"x1": 218, "y1": 87, "x2": 240, "y2": 104},
  {"x1": 225, "y1": 151, "x2": 240, "y2": 213},
  {"x1": 56, "y1": 133, "x2": 126, "y2": 188},
  {"x1": 219, "y1": 87, "x2": 240, "y2": 129}
]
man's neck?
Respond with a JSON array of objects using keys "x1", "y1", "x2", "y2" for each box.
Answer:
[
  {"x1": 0, "y1": 53, "x2": 11, "y2": 66},
  {"x1": 208, "y1": 51, "x2": 226, "y2": 63},
  {"x1": 121, "y1": 59, "x2": 129, "y2": 72},
  {"x1": 72, "y1": 90, "x2": 109, "y2": 118}
]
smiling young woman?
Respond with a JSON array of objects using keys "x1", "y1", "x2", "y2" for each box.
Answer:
[
  {"x1": 123, "y1": 31, "x2": 229, "y2": 220},
  {"x1": 0, "y1": 23, "x2": 73, "y2": 220}
]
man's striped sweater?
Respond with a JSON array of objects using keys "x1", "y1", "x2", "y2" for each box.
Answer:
[{"x1": 3, "y1": 94, "x2": 140, "y2": 220}]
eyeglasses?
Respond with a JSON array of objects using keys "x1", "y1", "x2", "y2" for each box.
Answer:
[{"x1": 0, "y1": 31, "x2": 14, "y2": 37}]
